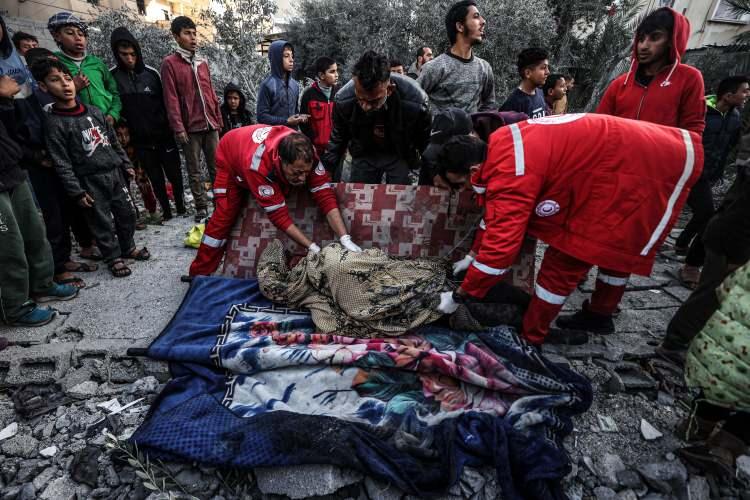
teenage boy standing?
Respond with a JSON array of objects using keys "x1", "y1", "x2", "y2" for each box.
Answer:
[
  {"x1": 418, "y1": 1, "x2": 495, "y2": 114},
  {"x1": 257, "y1": 40, "x2": 305, "y2": 129},
  {"x1": 557, "y1": 6, "x2": 706, "y2": 335},
  {"x1": 300, "y1": 56, "x2": 338, "y2": 157},
  {"x1": 111, "y1": 27, "x2": 186, "y2": 220},
  {"x1": 47, "y1": 12, "x2": 121, "y2": 124},
  {"x1": 161, "y1": 16, "x2": 222, "y2": 222},
  {"x1": 543, "y1": 74, "x2": 567, "y2": 115},
  {"x1": 499, "y1": 48, "x2": 550, "y2": 118}
]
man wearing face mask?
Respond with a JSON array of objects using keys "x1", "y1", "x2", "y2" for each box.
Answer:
[
  {"x1": 189, "y1": 125, "x2": 361, "y2": 276},
  {"x1": 323, "y1": 50, "x2": 431, "y2": 183}
]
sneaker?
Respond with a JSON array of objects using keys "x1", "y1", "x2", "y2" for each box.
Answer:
[
  {"x1": 545, "y1": 327, "x2": 589, "y2": 345},
  {"x1": 655, "y1": 343, "x2": 687, "y2": 367},
  {"x1": 32, "y1": 283, "x2": 79, "y2": 303},
  {"x1": 555, "y1": 300, "x2": 615, "y2": 334},
  {"x1": 10, "y1": 305, "x2": 57, "y2": 327},
  {"x1": 194, "y1": 209, "x2": 208, "y2": 223}
]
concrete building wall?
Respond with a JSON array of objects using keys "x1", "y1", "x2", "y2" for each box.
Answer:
[{"x1": 641, "y1": 0, "x2": 750, "y2": 49}]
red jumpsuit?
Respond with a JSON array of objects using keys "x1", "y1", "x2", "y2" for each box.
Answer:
[
  {"x1": 462, "y1": 113, "x2": 704, "y2": 344},
  {"x1": 189, "y1": 125, "x2": 339, "y2": 276}
]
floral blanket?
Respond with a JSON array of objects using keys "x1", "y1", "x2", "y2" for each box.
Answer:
[{"x1": 132, "y1": 276, "x2": 592, "y2": 499}]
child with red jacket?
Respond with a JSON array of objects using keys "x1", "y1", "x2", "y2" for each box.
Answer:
[{"x1": 300, "y1": 57, "x2": 338, "y2": 157}]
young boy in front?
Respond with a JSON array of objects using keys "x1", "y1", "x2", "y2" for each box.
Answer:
[
  {"x1": 499, "y1": 47, "x2": 550, "y2": 118},
  {"x1": 47, "y1": 12, "x2": 121, "y2": 124},
  {"x1": 33, "y1": 59, "x2": 149, "y2": 278}
]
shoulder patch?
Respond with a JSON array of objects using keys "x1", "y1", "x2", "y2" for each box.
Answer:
[
  {"x1": 252, "y1": 126, "x2": 272, "y2": 144},
  {"x1": 535, "y1": 200, "x2": 560, "y2": 217},
  {"x1": 258, "y1": 184, "x2": 275, "y2": 198}
]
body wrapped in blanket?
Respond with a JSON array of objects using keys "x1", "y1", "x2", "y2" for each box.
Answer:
[{"x1": 257, "y1": 239, "x2": 530, "y2": 337}]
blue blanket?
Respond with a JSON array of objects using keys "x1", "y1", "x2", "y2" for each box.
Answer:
[{"x1": 132, "y1": 276, "x2": 592, "y2": 499}]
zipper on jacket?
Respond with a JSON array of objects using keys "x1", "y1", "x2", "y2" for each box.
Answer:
[{"x1": 635, "y1": 83, "x2": 649, "y2": 120}]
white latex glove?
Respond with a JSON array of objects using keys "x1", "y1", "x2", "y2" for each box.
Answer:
[
  {"x1": 437, "y1": 291, "x2": 460, "y2": 314},
  {"x1": 308, "y1": 242, "x2": 321, "y2": 253},
  {"x1": 339, "y1": 234, "x2": 362, "y2": 252},
  {"x1": 452, "y1": 255, "x2": 474, "y2": 275}
]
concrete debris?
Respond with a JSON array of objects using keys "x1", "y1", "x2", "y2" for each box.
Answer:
[
  {"x1": 637, "y1": 461, "x2": 688, "y2": 495},
  {"x1": 67, "y1": 380, "x2": 99, "y2": 398},
  {"x1": 0, "y1": 422, "x2": 18, "y2": 441},
  {"x1": 1, "y1": 434, "x2": 39, "y2": 458},
  {"x1": 593, "y1": 486, "x2": 618, "y2": 500},
  {"x1": 640, "y1": 419, "x2": 663, "y2": 441},
  {"x1": 737, "y1": 455, "x2": 750, "y2": 485},
  {"x1": 255, "y1": 465, "x2": 363, "y2": 499},
  {"x1": 38, "y1": 446, "x2": 58, "y2": 457},
  {"x1": 596, "y1": 453, "x2": 626, "y2": 489},
  {"x1": 687, "y1": 475, "x2": 710, "y2": 500},
  {"x1": 597, "y1": 414, "x2": 619, "y2": 433}
]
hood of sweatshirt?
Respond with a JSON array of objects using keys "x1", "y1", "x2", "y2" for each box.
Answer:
[
  {"x1": 110, "y1": 26, "x2": 145, "y2": 72},
  {"x1": 268, "y1": 39, "x2": 291, "y2": 80},
  {"x1": 624, "y1": 7, "x2": 690, "y2": 87},
  {"x1": 222, "y1": 82, "x2": 247, "y2": 111}
]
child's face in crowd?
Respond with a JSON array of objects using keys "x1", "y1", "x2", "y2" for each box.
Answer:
[
  {"x1": 525, "y1": 60, "x2": 550, "y2": 87},
  {"x1": 226, "y1": 91, "x2": 241, "y2": 111},
  {"x1": 175, "y1": 27, "x2": 198, "y2": 52},
  {"x1": 282, "y1": 48, "x2": 294, "y2": 73},
  {"x1": 41, "y1": 68, "x2": 76, "y2": 104},
  {"x1": 54, "y1": 26, "x2": 87, "y2": 57},
  {"x1": 117, "y1": 45, "x2": 138, "y2": 71},
  {"x1": 18, "y1": 39, "x2": 38, "y2": 57},
  {"x1": 319, "y1": 63, "x2": 338, "y2": 87},
  {"x1": 116, "y1": 126, "x2": 131, "y2": 147},
  {"x1": 725, "y1": 83, "x2": 750, "y2": 109},
  {"x1": 548, "y1": 78, "x2": 567, "y2": 100}
]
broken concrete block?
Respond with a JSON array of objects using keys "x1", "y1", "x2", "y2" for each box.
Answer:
[
  {"x1": 40, "y1": 475, "x2": 77, "y2": 500},
  {"x1": 597, "y1": 414, "x2": 619, "y2": 432},
  {"x1": 640, "y1": 419, "x2": 663, "y2": 441},
  {"x1": 1, "y1": 434, "x2": 39, "y2": 458},
  {"x1": 593, "y1": 486, "x2": 618, "y2": 500},
  {"x1": 604, "y1": 361, "x2": 658, "y2": 395},
  {"x1": 39, "y1": 446, "x2": 58, "y2": 457},
  {"x1": 617, "y1": 489, "x2": 638, "y2": 500},
  {"x1": 59, "y1": 366, "x2": 93, "y2": 393},
  {"x1": 737, "y1": 455, "x2": 750, "y2": 485},
  {"x1": 254, "y1": 465, "x2": 362, "y2": 499},
  {"x1": 67, "y1": 381, "x2": 99, "y2": 398},
  {"x1": 687, "y1": 476, "x2": 710, "y2": 500},
  {"x1": 596, "y1": 453, "x2": 626, "y2": 489},
  {"x1": 637, "y1": 461, "x2": 688, "y2": 495},
  {"x1": 0, "y1": 422, "x2": 18, "y2": 441}
]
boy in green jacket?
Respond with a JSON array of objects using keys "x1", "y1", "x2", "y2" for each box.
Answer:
[{"x1": 47, "y1": 12, "x2": 121, "y2": 124}]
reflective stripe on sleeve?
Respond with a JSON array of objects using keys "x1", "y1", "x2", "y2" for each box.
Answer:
[
  {"x1": 471, "y1": 260, "x2": 507, "y2": 276},
  {"x1": 250, "y1": 143, "x2": 266, "y2": 171},
  {"x1": 597, "y1": 273, "x2": 629, "y2": 287},
  {"x1": 263, "y1": 202, "x2": 286, "y2": 212},
  {"x1": 213, "y1": 188, "x2": 227, "y2": 194},
  {"x1": 309, "y1": 183, "x2": 332, "y2": 193},
  {"x1": 509, "y1": 123, "x2": 525, "y2": 176}
]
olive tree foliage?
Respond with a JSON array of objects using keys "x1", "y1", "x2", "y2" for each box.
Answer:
[{"x1": 86, "y1": 1, "x2": 276, "y2": 118}]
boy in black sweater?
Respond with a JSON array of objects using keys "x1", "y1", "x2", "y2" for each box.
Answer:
[{"x1": 33, "y1": 59, "x2": 149, "y2": 278}]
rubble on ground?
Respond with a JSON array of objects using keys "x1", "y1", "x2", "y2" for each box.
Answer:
[{"x1": 1, "y1": 217, "x2": 748, "y2": 499}]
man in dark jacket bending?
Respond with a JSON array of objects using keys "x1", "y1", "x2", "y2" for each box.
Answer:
[{"x1": 323, "y1": 51, "x2": 431, "y2": 184}]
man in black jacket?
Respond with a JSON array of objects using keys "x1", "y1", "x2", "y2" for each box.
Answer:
[
  {"x1": 322, "y1": 51, "x2": 431, "y2": 184},
  {"x1": 110, "y1": 27, "x2": 185, "y2": 220}
]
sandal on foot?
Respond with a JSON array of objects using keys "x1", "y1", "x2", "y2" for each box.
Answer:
[
  {"x1": 64, "y1": 261, "x2": 98, "y2": 272},
  {"x1": 79, "y1": 248, "x2": 103, "y2": 261},
  {"x1": 109, "y1": 259, "x2": 132, "y2": 278},
  {"x1": 55, "y1": 276, "x2": 86, "y2": 289},
  {"x1": 678, "y1": 266, "x2": 700, "y2": 290},
  {"x1": 126, "y1": 247, "x2": 150, "y2": 261}
]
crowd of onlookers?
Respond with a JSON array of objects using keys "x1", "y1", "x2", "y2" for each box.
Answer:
[{"x1": 1, "y1": 0, "x2": 749, "y2": 469}]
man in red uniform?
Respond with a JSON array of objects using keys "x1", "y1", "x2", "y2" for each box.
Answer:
[
  {"x1": 437, "y1": 114, "x2": 703, "y2": 345},
  {"x1": 189, "y1": 125, "x2": 361, "y2": 276},
  {"x1": 564, "y1": 7, "x2": 706, "y2": 334}
]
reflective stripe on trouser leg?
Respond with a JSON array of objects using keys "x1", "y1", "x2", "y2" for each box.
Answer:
[
  {"x1": 522, "y1": 246, "x2": 591, "y2": 344},
  {"x1": 589, "y1": 268, "x2": 629, "y2": 315}
]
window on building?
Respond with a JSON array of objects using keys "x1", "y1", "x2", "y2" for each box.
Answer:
[{"x1": 712, "y1": 0, "x2": 750, "y2": 23}]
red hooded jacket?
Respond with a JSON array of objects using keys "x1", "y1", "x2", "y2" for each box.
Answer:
[
  {"x1": 461, "y1": 114, "x2": 704, "y2": 299},
  {"x1": 596, "y1": 7, "x2": 705, "y2": 135},
  {"x1": 214, "y1": 125, "x2": 338, "y2": 231}
]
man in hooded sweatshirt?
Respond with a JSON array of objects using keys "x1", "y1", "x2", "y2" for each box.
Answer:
[
  {"x1": 257, "y1": 40, "x2": 306, "y2": 129},
  {"x1": 220, "y1": 83, "x2": 253, "y2": 136},
  {"x1": 110, "y1": 27, "x2": 186, "y2": 221},
  {"x1": 557, "y1": 7, "x2": 706, "y2": 336}
]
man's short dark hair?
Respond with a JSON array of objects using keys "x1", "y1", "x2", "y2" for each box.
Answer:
[
  {"x1": 313, "y1": 56, "x2": 336, "y2": 78},
  {"x1": 416, "y1": 46, "x2": 430, "y2": 59},
  {"x1": 445, "y1": 1, "x2": 478, "y2": 45},
  {"x1": 30, "y1": 58, "x2": 71, "y2": 82},
  {"x1": 517, "y1": 48, "x2": 548, "y2": 78},
  {"x1": 437, "y1": 135, "x2": 487, "y2": 177},
  {"x1": 389, "y1": 59, "x2": 404, "y2": 69},
  {"x1": 352, "y1": 51, "x2": 390, "y2": 90},
  {"x1": 717, "y1": 75, "x2": 750, "y2": 99},
  {"x1": 114, "y1": 119, "x2": 129, "y2": 130},
  {"x1": 279, "y1": 133, "x2": 314, "y2": 166},
  {"x1": 636, "y1": 8, "x2": 674, "y2": 39},
  {"x1": 171, "y1": 16, "x2": 196, "y2": 36},
  {"x1": 11, "y1": 32, "x2": 38, "y2": 50},
  {"x1": 543, "y1": 74, "x2": 565, "y2": 95}
]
